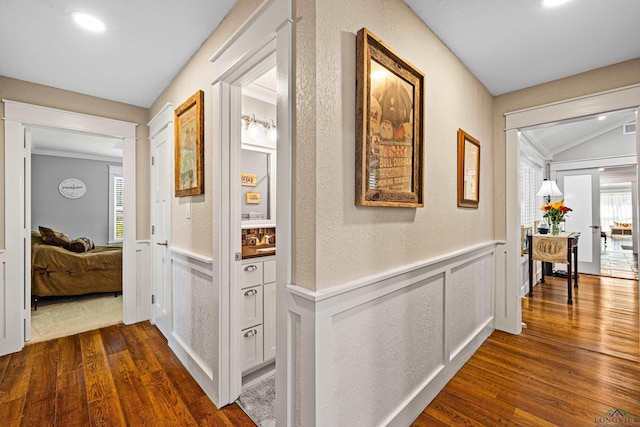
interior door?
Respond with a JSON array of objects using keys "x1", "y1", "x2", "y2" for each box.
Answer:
[
  {"x1": 151, "y1": 124, "x2": 173, "y2": 338},
  {"x1": 23, "y1": 128, "x2": 32, "y2": 342},
  {"x1": 556, "y1": 169, "x2": 601, "y2": 275}
]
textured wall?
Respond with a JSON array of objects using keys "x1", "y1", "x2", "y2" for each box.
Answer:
[
  {"x1": 31, "y1": 155, "x2": 121, "y2": 245},
  {"x1": 493, "y1": 57, "x2": 640, "y2": 240},
  {"x1": 149, "y1": 0, "x2": 262, "y2": 258},
  {"x1": 294, "y1": 0, "x2": 495, "y2": 290},
  {"x1": 0, "y1": 75, "x2": 150, "y2": 246}
]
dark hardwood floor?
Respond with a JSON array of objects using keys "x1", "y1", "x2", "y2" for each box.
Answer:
[
  {"x1": 2, "y1": 274, "x2": 638, "y2": 426},
  {"x1": 0, "y1": 321, "x2": 256, "y2": 426},
  {"x1": 414, "y1": 274, "x2": 640, "y2": 426}
]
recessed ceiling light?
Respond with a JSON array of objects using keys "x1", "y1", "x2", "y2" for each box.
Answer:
[
  {"x1": 72, "y1": 12, "x2": 106, "y2": 33},
  {"x1": 598, "y1": 115, "x2": 607, "y2": 120},
  {"x1": 540, "y1": 0, "x2": 571, "y2": 7}
]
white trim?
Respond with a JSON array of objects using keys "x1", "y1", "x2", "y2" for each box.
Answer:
[
  {"x1": 169, "y1": 246, "x2": 214, "y2": 265},
  {"x1": 209, "y1": 0, "x2": 292, "y2": 418},
  {"x1": 3, "y1": 100, "x2": 138, "y2": 356},
  {"x1": 503, "y1": 84, "x2": 640, "y2": 336},
  {"x1": 30, "y1": 148, "x2": 122, "y2": 163},
  {"x1": 550, "y1": 155, "x2": 637, "y2": 172},
  {"x1": 287, "y1": 242, "x2": 499, "y2": 426}
]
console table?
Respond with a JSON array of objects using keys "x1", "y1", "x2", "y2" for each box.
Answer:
[{"x1": 527, "y1": 232, "x2": 580, "y2": 304}]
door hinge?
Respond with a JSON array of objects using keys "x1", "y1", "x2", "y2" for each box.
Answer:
[
  {"x1": 151, "y1": 225, "x2": 155, "y2": 235},
  {"x1": 151, "y1": 294, "x2": 155, "y2": 304},
  {"x1": 151, "y1": 156, "x2": 155, "y2": 166}
]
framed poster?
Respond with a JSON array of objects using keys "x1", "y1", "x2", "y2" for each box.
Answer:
[
  {"x1": 174, "y1": 90, "x2": 204, "y2": 197},
  {"x1": 355, "y1": 27, "x2": 425, "y2": 208},
  {"x1": 457, "y1": 128, "x2": 480, "y2": 208}
]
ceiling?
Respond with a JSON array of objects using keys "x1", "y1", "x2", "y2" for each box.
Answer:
[
  {"x1": 404, "y1": 0, "x2": 640, "y2": 96},
  {"x1": 0, "y1": 0, "x2": 236, "y2": 108},
  {"x1": 30, "y1": 126, "x2": 123, "y2": 162},
  {"x1": 2, "y1": 0, "x2": 638, "y2": 158},
  {"x1": 521, "y1": 108, "x2": 637, "y2": 157}
]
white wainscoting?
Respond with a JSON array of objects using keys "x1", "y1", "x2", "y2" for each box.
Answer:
[
  {"x1": 286, "y1": 241, "x2": 500, "y2": 426},
  {"x1": 167, "y1": 249, "x2": 218, "y2": 404}
]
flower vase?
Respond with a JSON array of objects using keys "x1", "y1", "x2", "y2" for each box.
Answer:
[{"x1": 550, "y1": 222, "x2": 561, "y2": 235}]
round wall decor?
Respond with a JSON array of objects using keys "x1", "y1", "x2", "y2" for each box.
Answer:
[{"x1": 59, "y1": 178, "x2": 86, "y2": 199}]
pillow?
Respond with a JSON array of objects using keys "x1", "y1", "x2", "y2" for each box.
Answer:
[
  {"x1": 39, "y1": 226, "x2": 71, "y2": 248},
  {"x1": 67, "y1": 237, "x2": 95, "y2": 253}
]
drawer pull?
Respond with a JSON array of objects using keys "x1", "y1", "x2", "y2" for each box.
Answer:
[
  {"x1": 244, "y1": 329, "x2": 257, "y2": 338},
  {"x1": 244, "y1": 265, "x2": 258, "y2": 272},
  {"x1": 244, "y1": 289, "x2": 258, "y2": 297}
]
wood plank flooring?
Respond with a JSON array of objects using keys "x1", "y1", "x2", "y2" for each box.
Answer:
[
  {"x1": 0, "y1": 322, "x2": 257, "y2": 427},
  {"x1": 2, "y1": 274, "x2": 638, "y2": 426},
  {"x1": 414, "y1": 274, "x2": 640, "y2": 426}
]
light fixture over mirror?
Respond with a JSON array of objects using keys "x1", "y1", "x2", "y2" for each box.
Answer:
[{"x1": 242, "y1": 114, "x2": 276, "y2": 143}]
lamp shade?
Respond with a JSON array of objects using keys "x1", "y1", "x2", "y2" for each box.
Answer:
[{"x1": 536, "y1": 179, "x2": 563, "y2": 197}]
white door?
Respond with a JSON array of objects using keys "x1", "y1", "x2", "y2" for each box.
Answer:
[
  {"x1": 557, "y1": 169, "x2": 601, "y2": 275},
  {"x1": 151, "y1": 124, "x2": 173, "y2": 338},
  {"x1": 23, "y1": 128, "x2": 32, "y2": 342}
]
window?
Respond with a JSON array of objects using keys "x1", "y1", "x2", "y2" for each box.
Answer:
[
  {"x1": 520, "y1": 156, "x2": 543, "y2": 228},
  {"x1": 601, "y1": 190, "x2": 632, "y2": 233},
  {"x1": 109, "y1": 165, "x2": 123, "y2": 244}
]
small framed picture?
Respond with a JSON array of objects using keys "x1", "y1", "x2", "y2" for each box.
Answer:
[{"x1": 457, "y1": 128, "x2": 480, "y2": 208}]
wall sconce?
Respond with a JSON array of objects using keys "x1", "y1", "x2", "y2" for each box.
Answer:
[
  {"x1": 268, "y1": 119, "x2": 277, "y2": 143},
  {"x1": 242, "y1": 114, "x2": 277, "y2": 143}
]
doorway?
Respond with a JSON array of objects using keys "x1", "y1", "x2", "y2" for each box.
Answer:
[
  {"x1": 29, "y1": 125, "x2": 125, "y2": 343},
  {"x1": 1, "y1": 100, "x2": 138, "y2": 356}
]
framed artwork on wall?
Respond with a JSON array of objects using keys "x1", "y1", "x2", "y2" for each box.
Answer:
[
  {"x1": 457, "y1": 128, "x2": 480, "y2": 208},
  {"x1": 174, "y1": 90, "x2": 204, "y2": 197},
  {"x1": 355, "y1": 27, "x2": 425, "y2": 208}
]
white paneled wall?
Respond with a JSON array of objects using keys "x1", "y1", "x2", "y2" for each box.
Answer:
[
  {"x1": 167, "y1": 250, "x2": 218, "y2": 403},
  {"x1": 287, "y1": 242, "x2": 500, "y2": 426}
]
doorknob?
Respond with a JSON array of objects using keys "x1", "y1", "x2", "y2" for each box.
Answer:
[
  {"x1": 589, "y1": 225, "x2": 600, "y2": 229},
  {"x1": 157, "y1": 240, "x2": 168, "y2": 246}
]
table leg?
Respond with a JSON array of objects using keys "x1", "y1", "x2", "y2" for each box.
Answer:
[
  {"x1": 567, "y1": 260, "x2": 573, "y2": 305},
  {"x1": 528, "y1": 234, "x2": 534, "y2": 297},
  {"x1": 573, "y1": 245, "x2": 578, "y2": 288}
]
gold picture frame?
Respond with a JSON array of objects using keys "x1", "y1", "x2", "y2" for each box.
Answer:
[
  {"x1": 457, "y1": 128, "x2": 480, "y2": 208},
  {"x1": 355, "y1": 27, "x2": 425, "y2": 208},
  {"x1": 175, "y1": 90, "x2": 204, "y2": 197}
]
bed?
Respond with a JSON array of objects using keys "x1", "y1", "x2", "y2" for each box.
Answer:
[{"x1": 31, "y1": 231, "x2": 122, "y2": 309}]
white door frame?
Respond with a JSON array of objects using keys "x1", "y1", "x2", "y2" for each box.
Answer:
[
  {"x1": 502, "y1": 84, "x2": 640, "y2": 334},
  {"x1": 209, "y1": 0, "x2": 292, "y2": 422},
  {"x1": 148, "y1": 103, "x2": 174, "y2": 336},
  {"x1": 2, "y1": 100, "x2": 139, "y2": 355}
]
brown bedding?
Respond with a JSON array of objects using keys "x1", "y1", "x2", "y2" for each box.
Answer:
[{"x1": 31, "y1": 232, "x2": 122, "y2": 297}]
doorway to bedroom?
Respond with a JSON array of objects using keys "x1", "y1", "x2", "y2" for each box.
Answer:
[{"x1": 28, "y1": 126, "x2": 124, "y2": 343}]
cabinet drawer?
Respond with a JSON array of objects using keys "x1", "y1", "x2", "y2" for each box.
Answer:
[
  {"x1": 241, "y1": 285, "x2": 263, "y2": 330},
  {"x1": 241, "y1": 325, "x2": 264, "y2": 372},
  {"x1": 242, "y1": 261, "x2": 263, "y2": 289},
  {"x1": 263, "y1": 260, "x2": 276, "y2": 284}
]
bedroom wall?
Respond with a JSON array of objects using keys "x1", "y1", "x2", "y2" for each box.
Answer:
[
  {"x1": 31, "y1": 154, "x2": 121, "y2": 245},
  {"x1": 0, "y1": 75, "x2": 150, "y2": 247}
]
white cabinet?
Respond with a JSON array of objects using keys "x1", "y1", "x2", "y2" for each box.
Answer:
[
  {"x1": 241, "y1": 256, "x2": 276, "y2": 372},
  {"x1": 263, "y1": 282, "x2": 276, "y2": 361}
]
